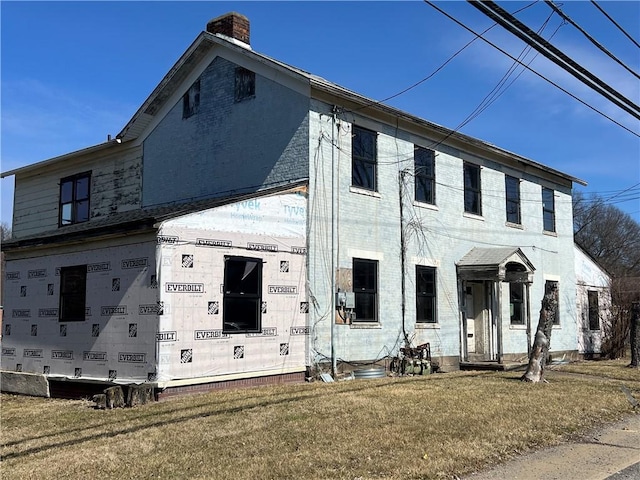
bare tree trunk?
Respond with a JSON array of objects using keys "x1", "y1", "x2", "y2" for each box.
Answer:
[
  {"x1": 521, "y1": 285, "x2": 559, "y2": 383},
  {"x1": 630, "y1": 302, "x2": 640, "y2": 368}
]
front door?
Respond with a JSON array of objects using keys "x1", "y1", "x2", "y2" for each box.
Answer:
[{"x1": 465, "y1": 281, "x2": 494, "y2": 361}]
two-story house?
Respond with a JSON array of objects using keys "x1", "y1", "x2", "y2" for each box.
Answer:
[{"x1": 1, "y1": 12, "x2": 586, "y2": 398}]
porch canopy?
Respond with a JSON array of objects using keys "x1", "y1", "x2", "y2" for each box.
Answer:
[{"x1": 456, "y1": 247, "x2": 535, "y2": 283}]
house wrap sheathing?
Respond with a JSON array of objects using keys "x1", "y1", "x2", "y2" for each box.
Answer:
[{"x1": 1, "y1": 190, "x2": 308, "y2": 388}]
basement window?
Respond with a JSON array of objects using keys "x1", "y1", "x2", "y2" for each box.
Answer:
[
  {"x1": 223, "y1": 256, "x2": 262, "y2": 333},
  {"x1": 59, "y1": 172, "x2": 91, "y2": 226},
  {"x1": 59, "y1": 265, "x2": 87, "y2": 322},
  {"x1": 235, "y1": 68, "x2": 255, "y2": 102},
  {"x1": 183, "y1": 79, "x2": 200, "y2": 119}
]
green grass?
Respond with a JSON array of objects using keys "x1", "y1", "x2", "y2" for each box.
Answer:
[{"x1": 2, "y1": 365, "x2": 639, "y2": 480}]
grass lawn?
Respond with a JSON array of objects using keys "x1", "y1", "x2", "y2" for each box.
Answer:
[{"x1": 2, "y1": 362, "x2": 639, "y2": 480}]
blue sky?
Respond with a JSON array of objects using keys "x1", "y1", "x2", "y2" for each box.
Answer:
[{"x1": 2, "y1": 1, "x2": 639, "y2": 227}]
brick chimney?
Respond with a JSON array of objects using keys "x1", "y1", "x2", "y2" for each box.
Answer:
[{"x1": 207, "y1": 12, "x2": 250, "y2": 46}]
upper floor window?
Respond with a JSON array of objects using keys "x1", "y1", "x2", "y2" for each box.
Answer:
[
  {"x1": 59, "y1": 172, "x2": 90, "y2": 226},
  {"x1": 588, "y1": 290, "x2": 600, "y2": 330},
  {"x1": 182, "y1": 79, "x2": 200, "y2": 119},
  {"x1": 463, "y1": 163, "x2": 481, "y2": 215},
  {"x1": 415, "y1": 146, "x2": 435, "y2": 205},
  {"x1": 505, "y1": 175, "x2": 521, "y2": 224},
  {"x1": 353, "y1": 258, "x2": 378, "y2": 322},
  {"x1": 416, "y1": 266, "x2": 437, "y2": 323},
  {"x1": 59, "y1": 265, "x2": 87, "y2": 322},
  {"x1": 542, "y1": 187, "x2": 556, "y2": 232},
  {"x1": 235, "y1": 67, "x2": 255, "y2": 102},
  {"x1": 223, "y1": 256, "x2": 262, "y2": 333},
  {"x1": 352, "y1": 126, "x2": 377, "y2": 191}
]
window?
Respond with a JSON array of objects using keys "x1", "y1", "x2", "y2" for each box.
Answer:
[
  {"x1": 545, "y1": 280, "x2": 560, "y2": 325},
  {"x1": 182, "y1": 79, "x2": 200, "y2": 119},
  {"x1": 505, "y1": 175, "x2": 521, "y2": 224},
  {"x1": 416, "y1": 266, "x2": 436, "y2": 323},
  {"x1": 352, "y1": 126, "x2": 377, "y2": 191},
  {"x1": 353, "y1": 258, "x2": 378, "y2": 322},
  {"x1": 59, "y1": 172, "x2": 90, "y2": 226},
  {"x1": 235, "y1": 67, "x2": 255, "y2": 102},
  {"x1": 415, "y1": 146, "x2": 435, "y2": 204},
  {"x1": 223, "y1": 256, "x2": 262, "y2": 333},
  {"x1": 542, "y1": 187, "x2": 555, "y2": 232},
  {"x1": 510, "y1": 282, "x2": 525, "y2": 325},
  {"x1": 463, "y1": 163, "x2": 481, "y2": 215},
  {"x1": 588, "y1": 290, "x2": 600, "y2": 330},
  {"x1": 59, "y1": 265, "x2": 87, "y2": 322}
]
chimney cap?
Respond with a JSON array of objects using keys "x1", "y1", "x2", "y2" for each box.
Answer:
[{"x1": 206, "y1": 12, "x2": 250, "y2": 46}]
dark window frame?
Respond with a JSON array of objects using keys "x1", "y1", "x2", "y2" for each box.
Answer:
[
  {"x1": 505, "y1": 175, "x2": 521, "y2": 225},
  {"x1": 509, "y1": 282, "x2": 525, "y2": 325},
  {"x1": 463, "y1": 163, "x2": 482, "y2": 215},
  {"x1": 415, "y1": 146, "x2": 435, "y2": 205},
  {"x1": 416, "y1": 265, "x2": 437, "y2": 323},
  {"x1": 234, "y1": 67, "x2": 256, "y2": 102},
  {"x1": 351, "y1": 126, "x2": 378, "y2": 192},
  {"x1": 222, "y1": 256, "x2": 263, "y2": 334},
  {"x1": 59, "y1": 265, "x2": 87, "y2": 322},
  {"x1": 59, "y1": 172, "x2": 91, "y2": 227},
  {"x1": 353, "y1": 258, "x2": 378, "y2": 323},
  {"x1": 182, "y1": 79, "x2": 201, "y2": 119},
  {"x1": 542, "y1": 187, "x2": 556, "y2": 232},
  {"x1": 588, "y1": 290, "x2": 600, "y2": 330}
]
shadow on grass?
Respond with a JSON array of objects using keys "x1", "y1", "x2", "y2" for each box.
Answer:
[{"x1": 3, "y1": 371, "x2": 492, "y2": 460}]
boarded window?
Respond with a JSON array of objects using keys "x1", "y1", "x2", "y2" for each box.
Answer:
[
  {"x1": 235, "y1": 68, "x2": 255, "y2": 102},
  {"x1": 59, "y1": 265, "x2": 87, "y2": 322},
  {"x1": 182, "y1": 79, "x2": 200, "y2": 119},
  {"x1": 588, "y1": 290, "x2": 600, "y2": 330},
  {"x1": 223, "y1": 256, "x2": 262, "y2": 333},
  {"x1": 59, "y1": 172, "x2": 90, "y2": 226}
]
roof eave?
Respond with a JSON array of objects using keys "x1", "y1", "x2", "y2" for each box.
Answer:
[{"x1": 310, "y1": 80, "x2": 587, "y2": 187}]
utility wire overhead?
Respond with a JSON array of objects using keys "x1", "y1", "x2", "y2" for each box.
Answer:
[
  {"x1": 544, "y1": 0, "x2": 640, "y2": 80},
  {"x1": 467, "y1": 0, "x2": 640, "y2": 120},
  {"x1": 590, "y1": 0, "x2": 640, "y2": 50},
  {"x1": 424, "y1": 1, "x2": 639, "y2": 138}
]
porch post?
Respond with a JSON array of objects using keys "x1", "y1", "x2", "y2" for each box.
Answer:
[
  {"x1": 525, "y1": 282, "x2": 532, "y2": 357},
  {"x1": 496, "y1": 281, "x2": 503, "y2": 364}
]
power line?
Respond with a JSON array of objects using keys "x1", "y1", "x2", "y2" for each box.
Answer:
[
  {"x1": 590, "y1": 0, "x2": 640, "y2": 50},
  {"x1": 544, "y1": 0, "x2": 640, "y2": 80},
  {"x1": 424, "y1": 1, "x2": 639, "y2": 137},
  {"x1": 468, "y1": 0, "x2": 640, "y2": 120}
]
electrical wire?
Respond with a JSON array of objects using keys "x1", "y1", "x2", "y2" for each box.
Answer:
[
  {"x1": 590, "y1": 0, "x2": 640, "y2": 50},
  {"x1": 424, "y1": 1, "x2": 639, "y2": 138},
  {"x1": 544, "y1": 0, "x2": 640, "y2": 80},
  {"x1": 468, "y1": 0, "x2": 640, "y2": 120}
]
